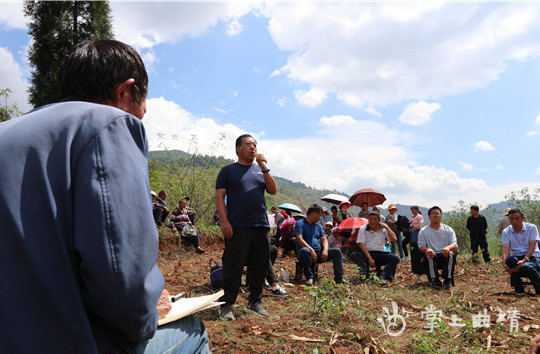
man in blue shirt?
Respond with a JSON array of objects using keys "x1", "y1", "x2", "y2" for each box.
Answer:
[
  {"x1": 0, "y1": 40, "x2": 208, "y2": 353},
  {"x1": 502, "y1": 208, "x2": 540, "y2": 294},
  {"x1": 216, "y1": 134, "x2": 277, "y2": 320},
  {"x1": 294, "y1": 204, "x2": 344, "y2": 286}
]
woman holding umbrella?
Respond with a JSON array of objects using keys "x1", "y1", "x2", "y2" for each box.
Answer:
[
  {"x1": 338, "y1": 201, "x2": 353, "y2": 242},
  {"x1": 338, "y1": 201, "x2": 352, "y2": 222}
]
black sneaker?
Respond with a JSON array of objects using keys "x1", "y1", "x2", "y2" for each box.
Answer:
[
  {"x1": 430, "y1": 279, "x2": 443, "y2": 289},
  {"x1": 247, "y1": 301, "x2": 270, "y2": 317},
  {"x1": 219, "y1": 304, "x2": 235, "y2": 320},
  {"x1": 443, "y1": 279, "x2": 451, "y2": 290},
  {"x1": 515, "y1": 286, "x2": 525, "y2": 294}
]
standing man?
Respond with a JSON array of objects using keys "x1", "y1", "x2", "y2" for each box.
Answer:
[
  {"x1": 216, "y1": 134, "x2": 277, "y2": 320},
  {"x1": 386, "y1": 204, "x2": 404, "y2": 260},
  {"x1": 319, "y1": 207, "x2": 333, "y2": 228},
  {"x1": 466, "y1": 205, "x2": 491, "y2": 263},
  {"x1": 294, "y1": 204, "x2": 345, "y2": 286},
  {"x1": 502, "y1": 208, "x2": 540, "y2": 294},
  {"x1": 418, "y1": 206, "x2": 458, "y2": 289},
  {"x1": 351, "y1": 212, "x2": 400, "y2": 284},
  {"x1": 0, "y1": 40, "x2": 208, "y2": 353}
]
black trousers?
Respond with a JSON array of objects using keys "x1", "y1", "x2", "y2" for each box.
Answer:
[
  {"x1": 220, "y1": 227, "x2": 269, "y2": 305},
  {"x1": 402, "y1": 231, "x2": 411, "y2": 257},
  {"x1": 427, "y1": 252, "x2": 456, "y2": 281},
  {"x1": 470, "y1": 233, "x2": 491, "y2": 262},
  {"x1": 266, "y1": 244, "x2": 278, "y2": 284}
]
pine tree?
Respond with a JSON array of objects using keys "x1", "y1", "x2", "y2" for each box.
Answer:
[{"x1": 24, "y1": 1, "x2": 114, "y2": 108}]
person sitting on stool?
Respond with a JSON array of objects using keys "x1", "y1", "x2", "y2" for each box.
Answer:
[
  {"x1": 502, "y1": 208, "x2": 540, "y2": 295},
  {"x1": 350, "y1": 212, "x2": 400, "y2": 284},
  {"x1": 294, "y1": 204, "x2": 344, "y2": 286}
]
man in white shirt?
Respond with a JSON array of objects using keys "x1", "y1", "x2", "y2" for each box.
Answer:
[
  {"x1": 502, "y1": 208, "x2": 540, "y2": 294},
  {"x1": 418, "y1": 206, "x2": 458, "y2": 289},
  {"x1": 350, "y1": 212, "x2": 399, "y2": 283}
]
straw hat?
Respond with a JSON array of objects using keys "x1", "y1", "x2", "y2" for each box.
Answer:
[
  {"x1": 503, "y1": 208, "x2": 510, "y2": 216},
  {"x1": 387, "y1": 204, "x2": 398, "y2": 211}
]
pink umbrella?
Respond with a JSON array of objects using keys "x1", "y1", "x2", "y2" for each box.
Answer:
[{"x1": 280, "y1": 217, "x2": 296, "y2": 229}]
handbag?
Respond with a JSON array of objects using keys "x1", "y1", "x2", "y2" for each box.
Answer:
[
  {"x1": 181, "y1": 224, "x2": 198, "y2": 238},
  {"x1": 209, "y1": 258, "x2": 223, "y2": 290}
]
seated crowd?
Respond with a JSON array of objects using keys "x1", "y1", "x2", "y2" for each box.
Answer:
[{"x1": 268, "y1": 203, "x2": 540, "y2": 296}]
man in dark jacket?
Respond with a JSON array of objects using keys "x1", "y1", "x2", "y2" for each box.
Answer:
[
  {"x1": 0, "y1": 40, "x2": 208, "y2": 353},
  {"x1": 467, "y1": 205, "x2": 491, "y2": 263}
]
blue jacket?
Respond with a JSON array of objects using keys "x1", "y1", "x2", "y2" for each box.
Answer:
[{"x1": 0, "y1": 102, "x2": 163, "y2": 353}]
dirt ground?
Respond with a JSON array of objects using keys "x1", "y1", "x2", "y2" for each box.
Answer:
[{"x1": 158, "y1": 231, "x2": 540, "y2": 353}]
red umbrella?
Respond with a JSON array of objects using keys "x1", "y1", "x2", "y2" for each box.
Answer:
[
  {"x1": 349, "y1": 188, "x2": 386, "y2": 207},
  {"x1": 336, "y1": 217, "x2": 368, "y2": 231}
]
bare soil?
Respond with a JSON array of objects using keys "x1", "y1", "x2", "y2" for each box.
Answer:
[{"x1": 158, "y1": 230, "x2": 540, "y2": 353}]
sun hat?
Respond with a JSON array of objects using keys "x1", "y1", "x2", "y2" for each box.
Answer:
[
  {"x1": 339, "y1": 201, "x2": 351, "y2": 208},
  {"x1": 503, "y1": 208, "x2": 510, "y2": 216},
  {"x1": 324, "y1": 221, "x2": 333, "y2": 227},
  {"x1": 150, "y1": 191, "x2": 157, "y2": 197},
  {"x1": 387, "y1": 204, "x2": 398, "y2": 211}
]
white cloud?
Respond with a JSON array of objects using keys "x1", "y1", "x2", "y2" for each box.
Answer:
[
  {"x1": 261, "y1": 3, "x2": 540, "y2": 106},
  {"x1": 535, "y1": 166, "x2": 540, "y2": 175},
  {"x1": 226, "y1": 18, "x2": 243, "y2": 36},
  {"x1": 0, "y1": 47, "x2": 31, "y2": 113},
  {"x1": 364, "y1": 105, "x2": 382, "y2": 118},
  {"x1": 111, "y1": 2, "x2": 254, "y2": 49},
  {"x1": 277, "y1": 97, "x2": 287, "y2": 107},
  {"x1": 398, "y1": 101, "x2": 441, "y2": 126},
  {"x1": 459, "y1": 162, "x2": 474, "y2": 172},
  {"x1": 294, "y1": 88, "x2": 327, "y2": 107},
  {"x1": 526, "y1": 114, "x2": 540, "y2": 136},
  {"x1": 143, "y1": 97, "x2": 245, "y2": 158},
  {"x1": 0, "y1": 2, "x2": 26, "y2": 30},
  {"x1": 474, "y1": 141, "x2": 495, "y2": 152},
  {"x1": 495, "y1": 165, "x2": 504, "y2": 170},
  {"x1": 319, "y1": 114, "x2": 356, "y2": 127},
  {"x1": 141, "y1": 49, "x2": 157, "y2": 72},
  {"x1": 144, "y1": 97, "x2": 536, "y2": 210}
]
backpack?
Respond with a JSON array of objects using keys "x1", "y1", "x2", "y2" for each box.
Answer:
[
  {"x1": 397, "y1": 215, "x2": 411, "y2": 233},
  {"x1": 209, "y1": 258, "x2": 223, "y2": 290}
]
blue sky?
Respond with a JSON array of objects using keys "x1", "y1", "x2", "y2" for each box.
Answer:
[{"x1": 1, "y1": 1, "x2": 539, "y2": 210}]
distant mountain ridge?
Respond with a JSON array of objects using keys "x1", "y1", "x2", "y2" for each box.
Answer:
[{"x1": 148, "y1": 150, "x2": 513, "y2": 217}]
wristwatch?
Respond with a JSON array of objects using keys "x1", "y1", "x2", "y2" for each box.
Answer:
[
  {"x1": 262, "y1": 169, "x2": 270, "y2": 173},
  {"x1": 524, "y1": 256, "x2": 530, "y2": 262}
]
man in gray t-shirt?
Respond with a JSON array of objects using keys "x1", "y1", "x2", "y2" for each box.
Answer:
[{"x1": 418, "y1": 206, "x2": 458, "y2": 289}]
